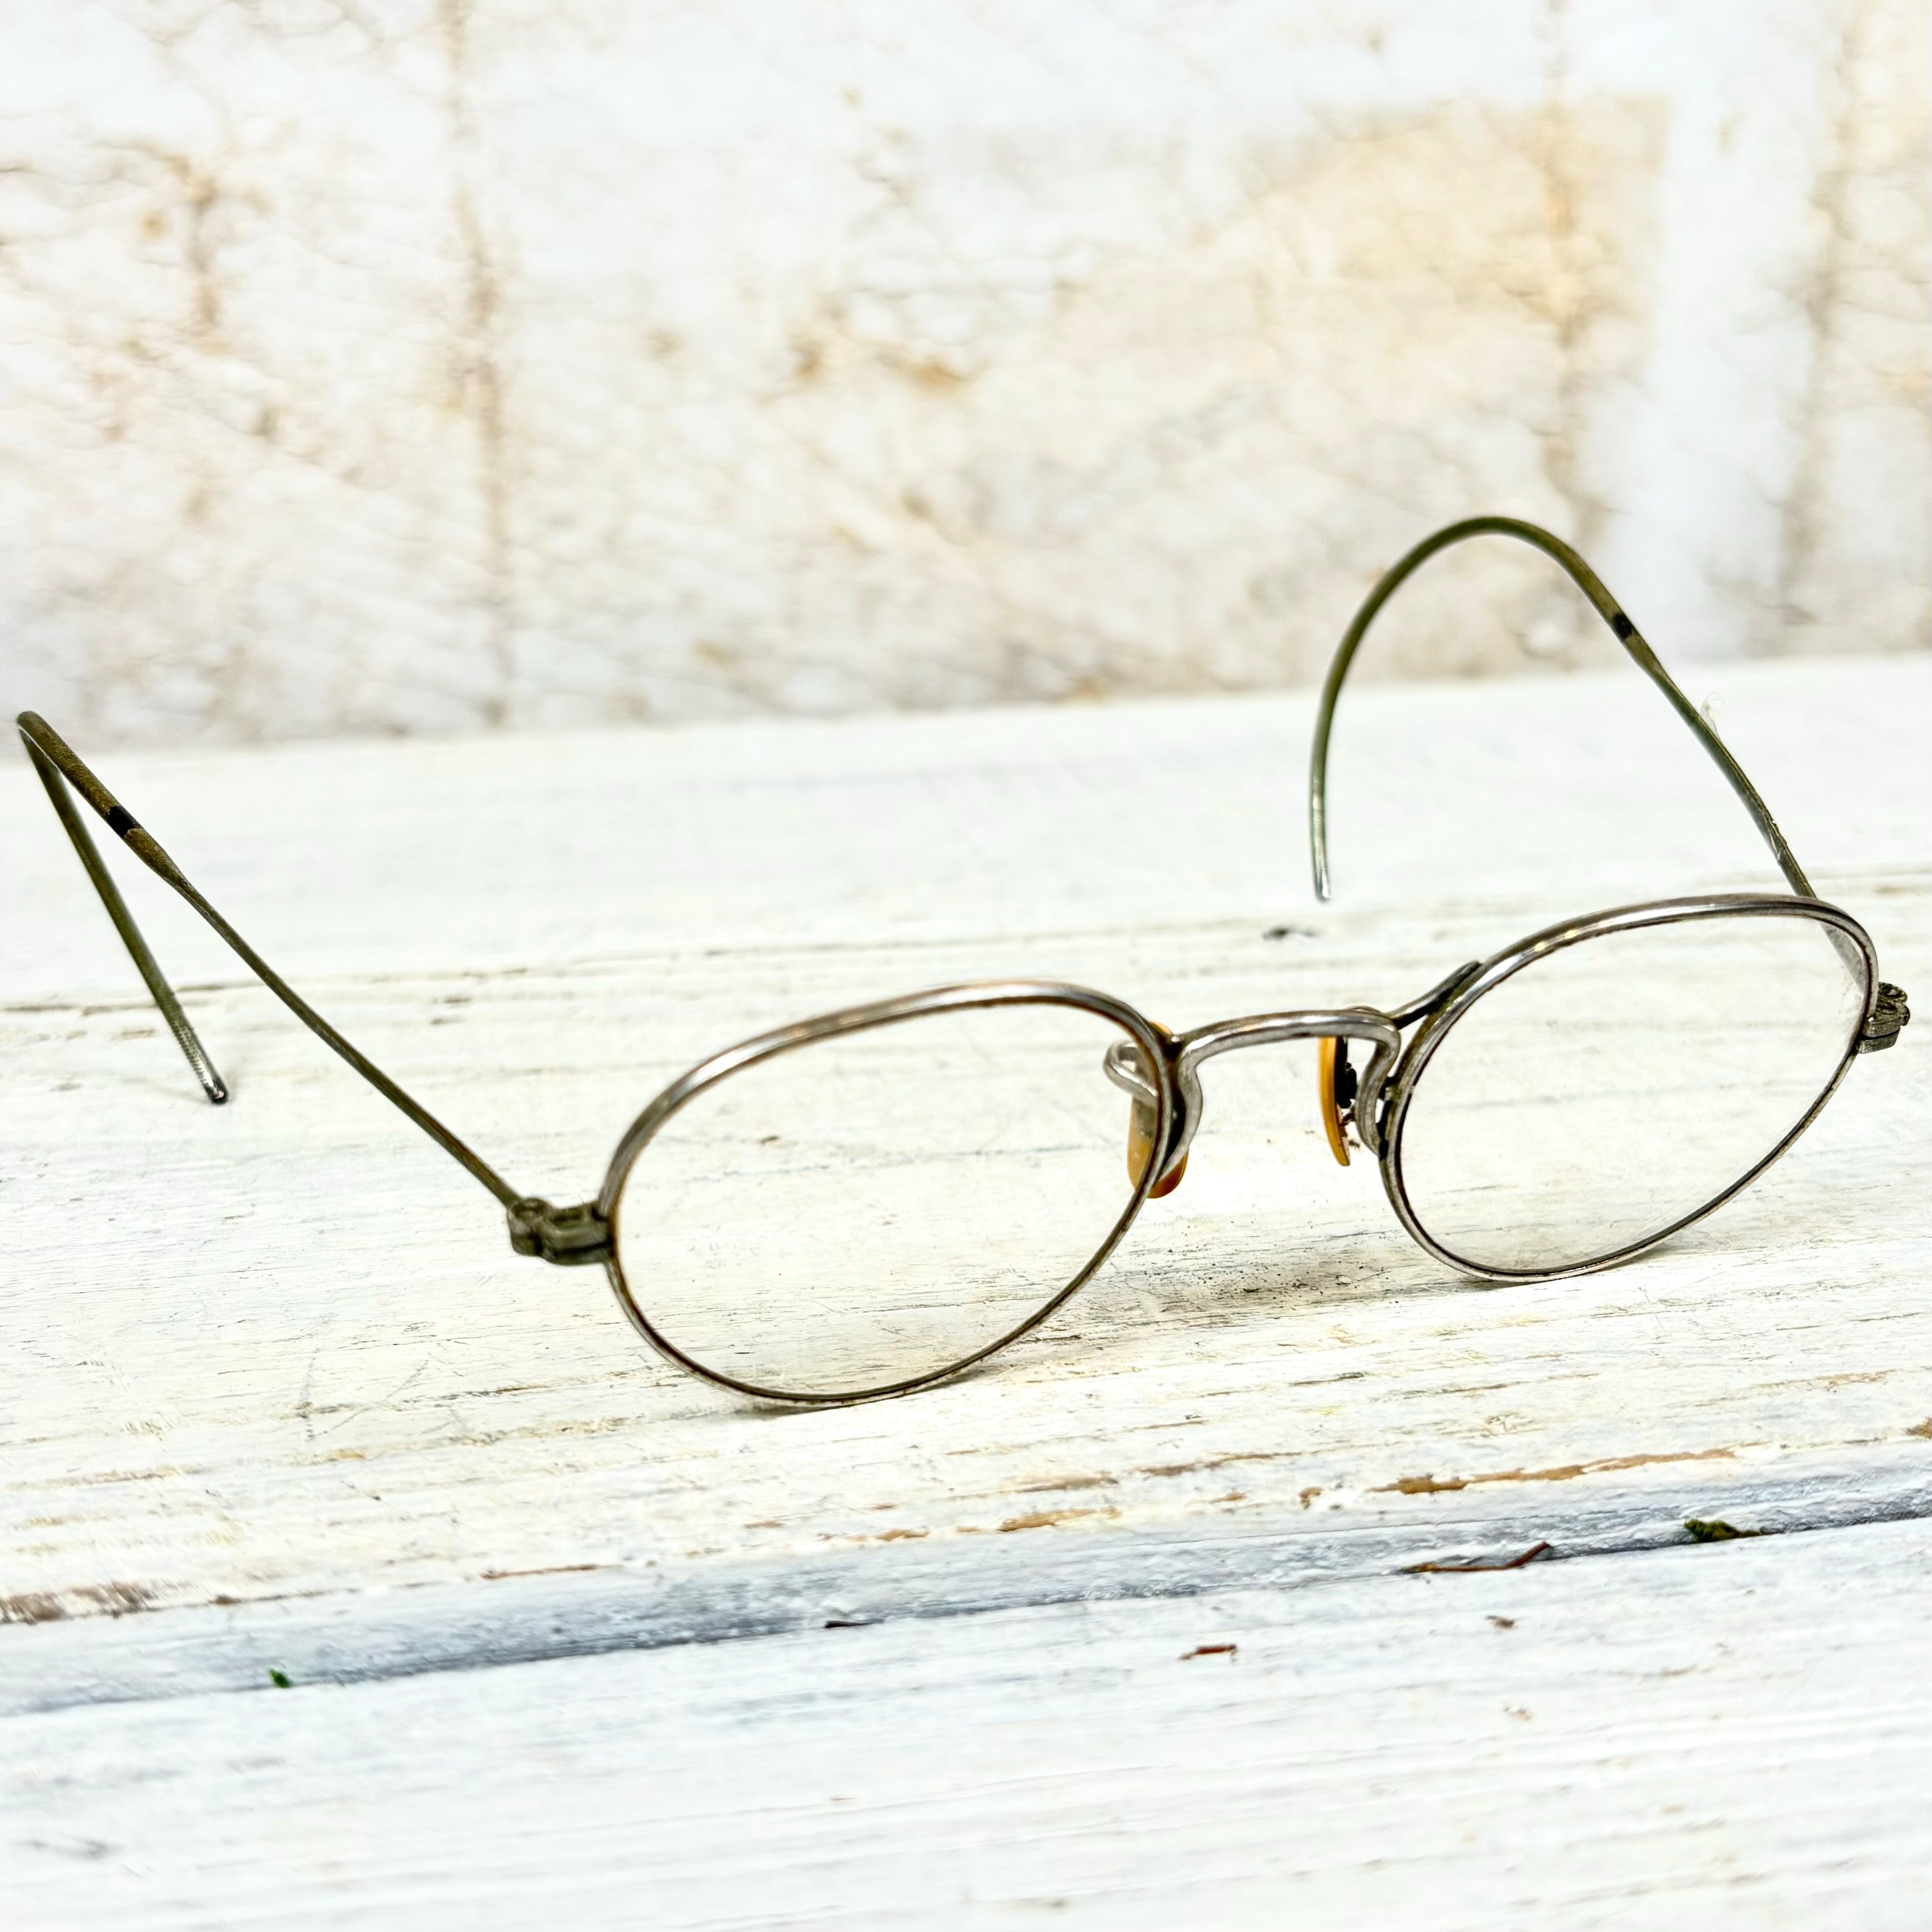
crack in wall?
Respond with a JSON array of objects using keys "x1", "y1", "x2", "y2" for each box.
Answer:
[
  {"x1": 1533, "y1": 0, "x2": 1591, "y2": 547},
  {"x1": 1776, "y1": 0, "x2": 1873, "y2": 648},
  {"x1": 0, "y1": 4, "x2": 1922, "y2": 746},
  {"x1": 439, "y1": 0, "x2": 515, "y2": 728}
]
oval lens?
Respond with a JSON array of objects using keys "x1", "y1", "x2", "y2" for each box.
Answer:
[
  {"x1": 609, "y1": 998, "x2": 1155, "y2": 1399},
  {"x1": 1390, "y1": 908, "x2": 1868, "y2": 1275}
]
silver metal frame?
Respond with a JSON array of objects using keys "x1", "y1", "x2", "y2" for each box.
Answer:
[
  {"x1": 596, "y1": 983, "x2": 1174, "y2": 1406},
  {"x1": 1377, "y1": 893, "x2": 1881, "y2": 1283},
  {"x1": 581, "y1": 893, "x2": 1885, "y2": 1404},
  {"x1": 16, "y1": 517, "x2": 1911, "y2": 1408},
  {"x1": 1305, "y1": 516, "x2": 1818, "y2": 902}
]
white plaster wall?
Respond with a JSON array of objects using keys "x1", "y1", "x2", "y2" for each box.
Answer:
[{"x1": 0, "y1": 0, "x2": 1925, "y2": 746}]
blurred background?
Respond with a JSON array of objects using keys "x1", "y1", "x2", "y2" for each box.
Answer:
[{"x1": 1, "y1": 0, "x2": 1926, "y2": 750}]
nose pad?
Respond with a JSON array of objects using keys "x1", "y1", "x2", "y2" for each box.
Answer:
[
  {"x1": 1105, "y1": 1040, "x2": 1187, "y2": 1197},
  {"x1": 1128, "y1": 1098, "x2": 1188, "y2": 1198},
  {"x1": 1316, "y1": 1036, "x2": 1357, "y2": 1167}
]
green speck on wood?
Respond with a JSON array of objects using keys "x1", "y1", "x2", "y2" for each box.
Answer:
[
  {"x1": 268, "y1": 1668, "x2": 292, "y2": 1688},
  {"x1": 1684, "y1": 1518, "x2": 1762, "y2": 1542}
]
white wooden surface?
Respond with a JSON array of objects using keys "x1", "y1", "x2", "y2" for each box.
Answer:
[
  {"x1": 2, "y1": 656, "x2": 1929, "y2": 1922},
  {"x1": 7, "y1": 1520, "x2": 1929, "y2": 1931}
]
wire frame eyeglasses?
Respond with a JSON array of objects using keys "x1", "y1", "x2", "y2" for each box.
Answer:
[{"x1": 19, "y1": 518, "x2": 1909, "y2": 1404}]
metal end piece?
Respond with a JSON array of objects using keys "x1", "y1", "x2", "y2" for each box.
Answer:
[
  {"x1": 1859, "y1": 982, "x2": 1911, "y2": 1054},
  {"x1": 508, "y1": 1198, "x2": 613, "y2": 1266}
]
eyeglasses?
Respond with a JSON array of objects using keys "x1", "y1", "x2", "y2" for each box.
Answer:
[{"x1": 21, "y1": 517, "x2": 1909, "y2": 1407}]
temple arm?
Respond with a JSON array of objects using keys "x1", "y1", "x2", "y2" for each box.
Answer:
[
  {"x1": 1306, "y1": 517, "x2": 1816, "y2": 902},
  {"x1": 17, "y1": 711, "x2": 525, "y2": 1212}
]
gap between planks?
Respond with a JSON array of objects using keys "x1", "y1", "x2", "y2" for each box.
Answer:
[
  {"x1": 5, "y1": 1519, "x2": 1928, "y2": 1932},
  {"x1": 4, "y1": 1454, "x2": 1925, "y2": 1718}
]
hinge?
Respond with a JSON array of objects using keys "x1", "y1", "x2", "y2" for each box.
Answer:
[
  {"x1": 1859, "y1": 982, "x2": 1911, "y2": 1054},
  {"x1": 507, "y1": 1197, "x2": 613, "y2": 1266}
]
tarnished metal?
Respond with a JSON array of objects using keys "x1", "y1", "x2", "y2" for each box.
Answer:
[
  {"x1": 1307, "y1": 516, "x2": 1817, "y2": 903},
  {"x1": 1170, "y1": 1006, "x2": 1403, "y2": 1161},
  {"x1": 20, "y1": 729, "x2": 228, "y2": 1105},
  {"x1": 1860, "y1": 982, "x2": 1911, "y2": 1053},
  {"x1": 1384, "y1": 960, "x2": 1484, "y2": 1029},
  {"x1": 16, "y1": 516, "x2": 1910, "y2": 1408},
  {"x1": 507, "y1": 1199, "x2": 613, "y2": 1266},
  {"x1": 1374, "y1": 893, "x2": 1881, "y2": 1283},
  {"x1": 596, "y1": 983, "x2": 1176, "y2": 1405},
  {"x1": 16, "y1": 710, "x2": 525, "y2": 1212}
]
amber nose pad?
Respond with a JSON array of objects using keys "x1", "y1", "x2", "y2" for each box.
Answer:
[
  {"x1": 1106, "y1": 1041, "x2": 1187, "y2": 1198},
  {"x1": 1316, "y1": 1036, "x2": 1357, "y2": 1167},
  {"x1": 1127, "y1": 1098, "x2": 1188, "y2": 1198}
]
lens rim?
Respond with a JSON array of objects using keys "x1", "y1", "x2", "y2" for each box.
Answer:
[
  {"x1": 1378, "y1": 894, "x2": 1878, "y2": 1283},
  {"x1": 597, "y1": 981, "x2": 1175, "y2": 1404}
]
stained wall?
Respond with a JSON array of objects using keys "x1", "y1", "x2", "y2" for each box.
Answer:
[{"x1": 1, "y1": 1, "x2": 1925, "y2": 745}]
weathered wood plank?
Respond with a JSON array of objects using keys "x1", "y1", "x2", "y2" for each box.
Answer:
[
  {"x1": 4, "y1": 1520, "x2": 1928, "y2": 1930},
  {"x1": 4, "y1": 1449, "x2": 1925, "y2": 1718},
  {"x1": 3, "y1": 660, "x2": 1928, "y2": 1670}
]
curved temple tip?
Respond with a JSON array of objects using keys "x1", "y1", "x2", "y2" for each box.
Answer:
[
  {"x1": 1302, "y1": 515, "x2": 1818, "y2": 908},
  {"x1": 160, "y1": 1014, "x2": 228, "y2": 1105},
  {"x1": 1307, "y1": 767, "x2": 1335, "y2": 901}
]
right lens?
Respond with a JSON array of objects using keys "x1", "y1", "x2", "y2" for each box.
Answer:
[
  {"x1": 608, "y1": 996, "x2": 1156, "y2": 1400},
  {"x1": 1389, "y1": 905, "x2": 1869, "y2": 1276}
]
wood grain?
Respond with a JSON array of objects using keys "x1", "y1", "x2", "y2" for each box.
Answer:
[
  {"x1": 2, "y1": 659, "x2": 1927, "y2": 1699},
  {"x1": 5, "y1": 1519, "x2": 1927, "y2": 1929}
]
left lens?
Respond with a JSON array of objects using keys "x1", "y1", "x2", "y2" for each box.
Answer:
[
  {"x1": 1387, "y1": 904, "x2": 1869, "y2": 1276},
  {"x1": 608, "y1": 996, "x2": 1153, "y2": 1400}
]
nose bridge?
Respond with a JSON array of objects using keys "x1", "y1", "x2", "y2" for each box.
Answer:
[
  {"x1": 1170, "y1": 1007, "x2": 1402, "y2": 1175},
  {"x1": 1176, "y1": 1006, "x2": 1402, "y2": 1070}
]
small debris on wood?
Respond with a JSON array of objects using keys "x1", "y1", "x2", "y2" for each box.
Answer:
[
  {"x1": 1906, "y1": 1419, "x2": 1932, "y2": 1439},
  {"x1": 1488, "y1": 1615, "x2": 1516, "y2": 1629},
  {"x1": 1407, "y1": 1541, "x2": 1552, "y2": 1573},
  {"x1": 1684, "y1": 1518, "x2": 1763, "y2": 1542},
  {"x1": 995, "y1": 1506, "x2": 1115, "y2": 1533},
  {"x1": 1181, "y1": 1643, "x2": 1238, "y2": 1660},
  {"x1": 823, "y1": 1618, "x2": 868, "y2": 1629},
  {"x1": 1261, "y1": 925, "x2": 1316, "y2": 941},
  {"x1": 267, "y1": 1668, "x2": 292, "y2": 1688}
]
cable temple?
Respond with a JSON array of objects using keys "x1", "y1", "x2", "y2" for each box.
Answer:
[
  {"x1": 1305, "y1": 518, "x2": 1818, "y2": 905},
  {"x1": 21, "y1": 717, "x2": 228, "y2": 1103},
  {"x1": 17, "y1": 711, "x2": 526, "y2": 1209}
]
